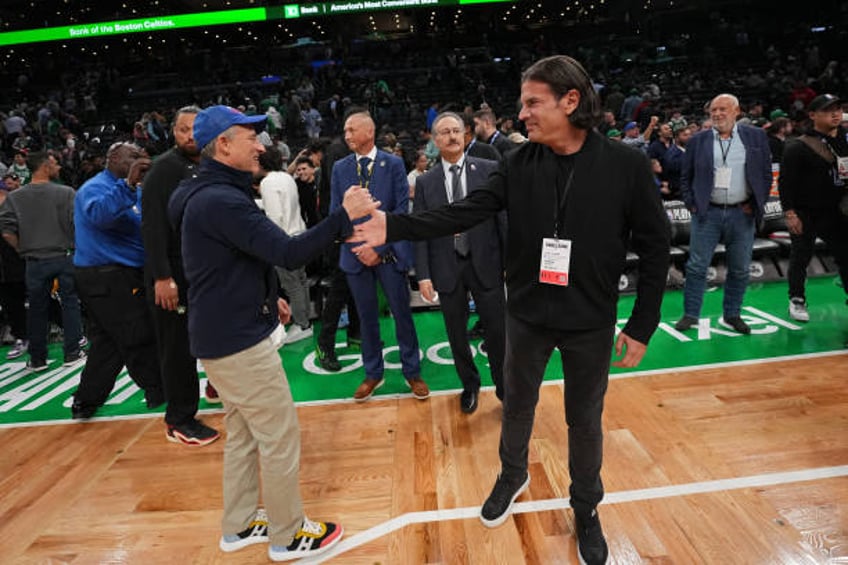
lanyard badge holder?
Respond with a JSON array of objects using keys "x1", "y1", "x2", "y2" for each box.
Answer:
[{"x1": 539, "y1": 166, "x2": 575, "y2": 286}]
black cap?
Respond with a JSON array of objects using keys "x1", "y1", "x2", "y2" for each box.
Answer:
[{"x1": 808, "y1": 94, "x2": 842, "y2": 112}]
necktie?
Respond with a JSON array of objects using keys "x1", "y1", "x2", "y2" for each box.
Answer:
[
  {"x1": 450, "y1": 164, "x2": 470, "y2": 256},
  {"x1": 358, "y1": 156, "x2": 372, "y2": 187}
]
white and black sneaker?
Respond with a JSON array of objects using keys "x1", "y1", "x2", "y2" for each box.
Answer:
[
  {"x1": 219, "y1": 508, "x2": 269, "y2": 552},
  {"x1": 7, "y1": 339, "x2": 27, "y2": 360},
  {"x1": 788, "y1": 297, "x2": 810, "y2": 322},
  {"x1": 575, "y1": 509, "x2": 609, "y2": 565},
  {"x1": 480, "y1": 472, "x2": 530, "y2": 528}
]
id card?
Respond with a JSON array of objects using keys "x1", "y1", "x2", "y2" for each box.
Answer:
[
  {"x1": 539, "y1": 238, "x2": 572, "y2": 286},
  {"x1": 838, "y1": 156, "x2": 848, "y2": 180},
  {"x1": 715, "y1": 166, "x2": 732, "y2": 189}
]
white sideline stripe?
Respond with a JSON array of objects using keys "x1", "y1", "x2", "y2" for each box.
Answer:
[
  {"x1": 0, "y1": 350, "x2": 845, "y2": 429},
  {"x1": 297, "y1": 465, "x2": 848, "y2": 564}
]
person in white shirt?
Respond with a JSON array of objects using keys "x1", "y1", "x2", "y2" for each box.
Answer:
[{"x1": 258, "y1": 147, "x2": 313, "y2": 344}]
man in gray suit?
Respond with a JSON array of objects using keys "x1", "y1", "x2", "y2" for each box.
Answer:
[{"x1": 413, "y1": 112, "x2": 506, "y2": 413}]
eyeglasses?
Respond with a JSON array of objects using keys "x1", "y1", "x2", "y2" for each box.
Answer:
[{"x1": 436, "y1": 128, "x2": 463, "y2": 137}]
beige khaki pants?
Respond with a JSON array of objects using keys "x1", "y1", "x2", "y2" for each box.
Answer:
[{"x1": 202, "y1": 333, "x2": 303, "y2": 546}]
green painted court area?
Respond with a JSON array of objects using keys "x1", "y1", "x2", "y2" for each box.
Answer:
[{"x1": 1, "y1": 276, "x2": 845, "y2": 426}]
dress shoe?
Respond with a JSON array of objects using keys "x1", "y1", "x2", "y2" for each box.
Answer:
[
  {"x1": 353, "y1": 377, "x2": 384, "y2": 402},
  {"x1": 71, "y1": 400, "x2": 98, "y2": 420},
  {"x1": 460, "y1": 388, "x2": 479, "y2": 414},
  {"x1": 405, "y1": 376, "x2": 430, "y2": 400},
  {"x1": 723, "y1": 316, "x2": 751, "y2": 334}
]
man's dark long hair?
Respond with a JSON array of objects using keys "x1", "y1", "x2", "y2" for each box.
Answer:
[{"x1": 521, "y1": 55, "x2": 602, "y2": 131}]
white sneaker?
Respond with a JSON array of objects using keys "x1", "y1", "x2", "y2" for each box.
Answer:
[
  {"x1": 789, "y1": 298, "x2": 810, "y2": 322},
  {"x1": 284, "y1": 324, "x2": 313, "y2": 344},
  {"x1": 7, "y1": 339, "x2": 27, "y2": 360}
]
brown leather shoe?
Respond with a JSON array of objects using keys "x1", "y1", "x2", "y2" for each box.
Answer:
[
  {"x1": 406, "y1": 377, "x2": 430, "y2": 400},
  {"x1": 353, "y1": 377, "x2": 384, "y2": 402}
]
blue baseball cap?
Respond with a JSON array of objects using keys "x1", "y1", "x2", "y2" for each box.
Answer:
[
  {"x1": 193, "y1": 105, "x2": 267, "y2": 149},
  {"x1": 623, "y1": 121, "x2": 638, "y2": 132}
]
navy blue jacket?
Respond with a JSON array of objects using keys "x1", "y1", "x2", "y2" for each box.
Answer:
[
  {"x1": 168, "y1": 158, "x2": 352, "y2": 359},
  {"x1": 330, "y1": 149, "x2": 413, "y2": 273},
  {"x1": 681, "y1": 124, "x2": 772, "y2": 222}
]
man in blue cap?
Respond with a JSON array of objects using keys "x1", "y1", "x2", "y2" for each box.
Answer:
[{"x1": 169, "y1": 105, "x2": 378, "y2": 562}]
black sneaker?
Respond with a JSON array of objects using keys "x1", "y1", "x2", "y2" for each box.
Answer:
[
  {"x1": 723, "y1": 316, "x2": 751, "y2": 334},
  {"x1": 673, "y1": 315, "x2": 698, "y2": 331},
  {"x1": 219, "y1": 508, "x2": 269, "y2": 552},
  {"x1": 575, "y1": 509, "x2": 609, "y2": 565},
  {"x1": 316, "y1": 345, "x2": 341, "y2": 372},
  {"x1": 479, "y1": 472, "x2": 530, "y2": 528},
  {"x1": 63, "y1": 350, "x2": 87, "y2": 367},
  {"x1": 166, "y1": 419, "x2": 220, "y2": 447}
]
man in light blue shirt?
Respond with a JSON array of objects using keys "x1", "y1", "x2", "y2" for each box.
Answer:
[{"x1": 675, "y1": 93, "x2": 772, "y2": 334}]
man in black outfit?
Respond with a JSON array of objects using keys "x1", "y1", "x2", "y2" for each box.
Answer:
[
  {"x1": 778, "y1": 93, "x2": 848, "y2": 321},
  {"x1": 353, "y1": 55, "x2": 670, "y2": 565},
  {"x1": 314, "y1": 133, "x2": 360, "y2": 371},
  {"x1": 141, "y1": 105, "x2": 220, "y2": 446}
]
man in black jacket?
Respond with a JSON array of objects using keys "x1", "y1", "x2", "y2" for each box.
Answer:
[
  {"x1": 141, "y1": 105, "x2": 220, "y2": 446},
  {"x1": 778, "y1": 94, "x2": 848, "y2": 321},
  {"x1": 353, "y1": 55, "x2": 670, "y2": 565}
]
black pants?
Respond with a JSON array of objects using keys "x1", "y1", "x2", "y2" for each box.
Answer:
[
  {"x1": 437, "y1": 255, "x2": 505, "y2": 396},
  {"x1": 499, "y1": 313, "x2": 613, "y2": 516},
  {"x1": 317, "y1": 246, "x2": 360, "y2": 351},
  {"x1": 149, "y1": 295, "x2": 198, "y2": 426},
  {"x1": 788, "y1": 208, "x2": 848, "y2": 300},
  {"x1": 73, "y1": 266, "x2": 163, "y2": 407},
  {"x1": 0, "y1": 281, "x2": 26, "y2": 340}
]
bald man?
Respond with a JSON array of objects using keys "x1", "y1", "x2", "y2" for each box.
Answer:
[
  {"x1": 675, "y1": 93, "x2": 772, "y2": 334},
  {"x1": 329, "y1": 110, "x2": 428, "y2": 402}
]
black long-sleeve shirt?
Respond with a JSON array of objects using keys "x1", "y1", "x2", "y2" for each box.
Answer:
[
  {"x1": 778, "y1": 129, "x2": 848, "y2": 212},
  {"x1": 141, "y1": 146, "x2": 197, "y2": 290},
  {"x1": 387, "y1": 130, "x2": 670, "y2": 344}
]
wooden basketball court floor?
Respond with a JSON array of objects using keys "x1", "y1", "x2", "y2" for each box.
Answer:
[{"x1": 2, "y1": 350, "x2": 846, "y2": 564}]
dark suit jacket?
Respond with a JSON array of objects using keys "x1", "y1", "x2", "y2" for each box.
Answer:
[
  {"x1": 466, "y1": 139, "x2": 501, "y2": 162},
  {"x1": 413, "y1": 156, "x2": 505, "y2": 294},
  {"x1": 681, "y1": 124, "x2": 772, "y2": 221},
  {"x1": 488, "y1": 131, "x2": 518, "y2": 158},
  {"x1": 330, "y1": 149, "x2": 413, "y2": 274}
]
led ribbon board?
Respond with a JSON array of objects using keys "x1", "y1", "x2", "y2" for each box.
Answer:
[
  {"x1": 277, "y1": 0, "x2": 512, "y2": 18},
  {"x1": 0, "y1": 8, "x2": 267, "y2": 47},
  {"x1": 0, "y1": 1, "x2": 513, "y2": 47}
]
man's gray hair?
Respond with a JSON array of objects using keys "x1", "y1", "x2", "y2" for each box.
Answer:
[
  {"x1": 200, "y1": 125, "x2": 238, "y2": 159},
  {"x1": 431, "y1": 112, "x2": 465, "y2": 135}
]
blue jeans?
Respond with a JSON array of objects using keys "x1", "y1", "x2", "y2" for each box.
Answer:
[
  {"x1": 25, "y1": 255, "x2": 82, "y2": 363},
  {"x1": 683, "y1": 206, "x2": 755, "y2": 319}
]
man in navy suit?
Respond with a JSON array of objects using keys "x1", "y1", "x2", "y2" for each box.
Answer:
[
  {"x1": 330, "y1": 110, "x2": 429, "y2": 402},
  {"x1": 675, "y1": 93, "x2": 772, "y2": 334},
  {"x1": 414, "y1": 112, "x2": 506, "y2": 414}
]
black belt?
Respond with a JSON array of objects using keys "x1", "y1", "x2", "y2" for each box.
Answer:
[
  {"x1": 26, "y1": 254, "x2": 69, "y2": 261},
  {"x1": 75, "y1": 264, "x2": 137, "y2": 273},
  {"x1": 709, "y1": 200, "x2": 749, "y2": 209}
]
